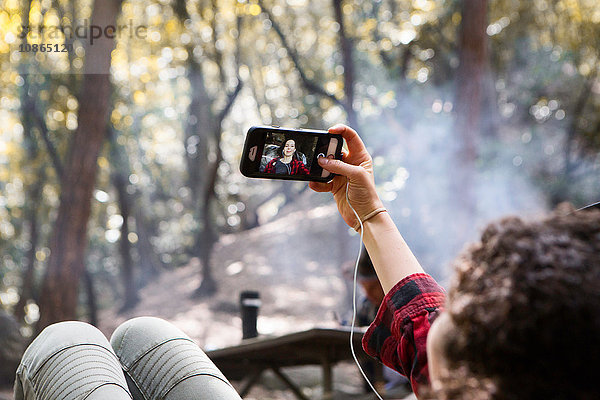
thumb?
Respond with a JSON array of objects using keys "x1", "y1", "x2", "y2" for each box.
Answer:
[{"x1": 318, "y1": 156, "x2": 363, "y2": 179}]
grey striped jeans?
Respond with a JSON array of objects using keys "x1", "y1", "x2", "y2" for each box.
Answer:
[{"x1": 13, "y1": 317, "x2": 242, "y2": 400}]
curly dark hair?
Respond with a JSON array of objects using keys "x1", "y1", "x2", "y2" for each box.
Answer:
[{"x1": 430, "y1": 204, "x2": 600, "y2": 399}]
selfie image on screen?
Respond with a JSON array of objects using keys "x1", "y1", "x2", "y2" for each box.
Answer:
[{"x1": 259, "y1": 132, "x2": 318, "y2": 176}]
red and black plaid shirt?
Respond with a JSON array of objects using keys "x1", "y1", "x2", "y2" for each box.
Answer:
[
  {"x1": 362, "y1": 273, "x2": 445, "y2": 397},
  {"x1": 264, "y1": 157, "x2": 310, "y2": 175}
]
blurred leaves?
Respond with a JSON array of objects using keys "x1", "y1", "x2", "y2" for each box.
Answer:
[{"x1": 0, "y1": 0, "x2": 598, "y2": 324}]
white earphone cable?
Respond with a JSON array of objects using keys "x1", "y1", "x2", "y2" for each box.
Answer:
[{"x1": 345, "y1": 179, "x2": 384, "y2": 400}]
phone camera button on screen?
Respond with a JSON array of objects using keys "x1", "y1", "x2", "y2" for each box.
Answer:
[{"x1": 249, "y1": 146, "x2": 257, "y2": 161}]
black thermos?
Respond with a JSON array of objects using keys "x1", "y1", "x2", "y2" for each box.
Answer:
[{"x1": 240, "y1": 291, "x2": 261, "y2": 339}]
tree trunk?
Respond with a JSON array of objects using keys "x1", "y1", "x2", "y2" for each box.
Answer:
[
  {"x1": 194, "y1": 82, "x2": 243, "y2": 297},
  {"x1": 107, "y1": 131, "x2": 140, "y2": 311},
  {"x1": 14, "y1": 178, "x2": 42, "y2": 323},
  {"x1": 107, "y1": 130, "x2": 164, "y2": 288},
  {"x1": 176, "y1": 4, "x2": 243, "y2": 297},
  {"x1": 0, "y1": 311, "x2": 26, "y2": 385},
  {"x1": 37, "y1": 0, "x2": 122, "y2": 331},
  {"x1": 83, "y1": 268, "x2": 98, "y2": 326},
  {"x1": 184, "y1": 59, "x2": 212, "y2": 205},
  {"x1": 16, "y1": 46, "x2": 43, "y2": 323},
  {"x1": 331, "y1": 0, "x2": 357, "y2": 264},
  {"x1": 174, "y1": 1, "x2": 219, "y2": 297},
  {"x1": 452, "y1": 0, "x2": 488, "y2": 221},
  {"x1": 186, "y1": 61, "x2": 218, "y2": 298},
  {"x1": 564, "y1": 69, "x2": 597, "y2": 185},
  {"x1": 113, "y1": 172, "x2": 139, "y2": 311},
  {"x1": 193, "y1": 150, "x2": 220, "y2": 298},
  {"x1": 332, "y1": 0, "x2": 358, "y2": 129},
  {"x1": 134, "y1": 208, "x2": 166, "y2": 286}
]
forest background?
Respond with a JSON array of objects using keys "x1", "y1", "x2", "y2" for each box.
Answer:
[{"x1": 0, "y1": 0, "x2": 599, "y2": 393}]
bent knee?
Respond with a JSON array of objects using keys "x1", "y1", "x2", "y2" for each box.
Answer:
[
  {"x1": 110, "y1": 317, "x2": 238, "y2": 399},
  {"x1": 110, "y1": 317, "x2": 191, "y2": 361},
  {"x1": 17, "y1": 321, "x2": 129, "y2": 400},
  {"x1": 21, "y1": 321, "x2": 113, "y2": 370}
]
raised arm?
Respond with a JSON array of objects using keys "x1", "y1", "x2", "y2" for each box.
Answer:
[
  {"x1": 309, "y1": 124, "x2": 424, "y2": 293},
  {"x1": 310, "y1": 125, "x2": 445, "y2": 396}
]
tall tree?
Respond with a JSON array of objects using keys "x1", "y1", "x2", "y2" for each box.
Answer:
[
  {"x1": 332, "y1": 0, "x2": 358, "y2": 129},
  {"x1": 174, "y1": 0, "x2": 243, "y2": 297},
  {"x1": 112, "y1": 165, "x2": 139, "y2": 312},
  {"x1": 261, "y1": 0, "x2": 358, "y2": 263},
  {"x1": 37, "y1": 0, "x2": 123, "y2": 331},
  {"x1": 260, "y1": 0, "x2": 352, "y2": 123},
  {"x1": 452, "y1": 0, "x2": 489, "y2": 220},
  {"x1": 14, "y1": 0, "x2": 46, "y2": 324}
]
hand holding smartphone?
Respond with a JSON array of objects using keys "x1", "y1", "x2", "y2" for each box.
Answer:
[{"x1": 239, "y1": 126, "x2": 343, "y2": 182}]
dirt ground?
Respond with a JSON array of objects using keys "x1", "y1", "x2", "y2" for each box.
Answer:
[
  {"x1": 99, "y1": 199, "x2": 353, "y2": 347},
  {"x1": 96, "y1": 193, "x2": 414, "y2": 399}
]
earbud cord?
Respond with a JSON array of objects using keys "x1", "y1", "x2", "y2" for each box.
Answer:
[{"x1": 346, "y1": 179, "x2": 384, "y2": 400}]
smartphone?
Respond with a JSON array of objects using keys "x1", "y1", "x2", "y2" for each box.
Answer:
[{"x1": 240, "y1": 126, "x2": 343, "y2": 182}]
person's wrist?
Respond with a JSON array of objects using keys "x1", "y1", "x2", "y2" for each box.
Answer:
[
  {"x1": 353, "y1": 200, "x2": 387, "y2": 231},
  {"x1": 358, "y1": 209, "x2": 393, "y2": 235}
]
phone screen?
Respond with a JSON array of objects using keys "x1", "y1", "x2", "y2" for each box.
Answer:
[{"x1": 240, "y1": 126, "x2": 343, "y2": 182}]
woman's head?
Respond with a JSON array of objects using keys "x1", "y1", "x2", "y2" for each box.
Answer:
[
  {"x1": 278, "y1": 137, "x2": 298, "y2": 159},
  {"x1": 428, "y1": 205, "x2": 600, "y2": 399}
]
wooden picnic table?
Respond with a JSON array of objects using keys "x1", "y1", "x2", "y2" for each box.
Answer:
[{"x1": 206, "y1": 327, "x2": 369, "y2": 400}]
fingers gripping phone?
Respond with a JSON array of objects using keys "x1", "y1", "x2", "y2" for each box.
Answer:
[{"x1": 240, "y1": 126, "x2": 343, "y2": 182}]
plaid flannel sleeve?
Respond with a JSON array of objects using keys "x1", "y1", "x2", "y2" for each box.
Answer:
[
  {"x1": 264, "y1": 159, "x2": 276, "y2": 173},
  {"x1": 362, "y1": 273, "x2": 445, "y2": 397}
]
